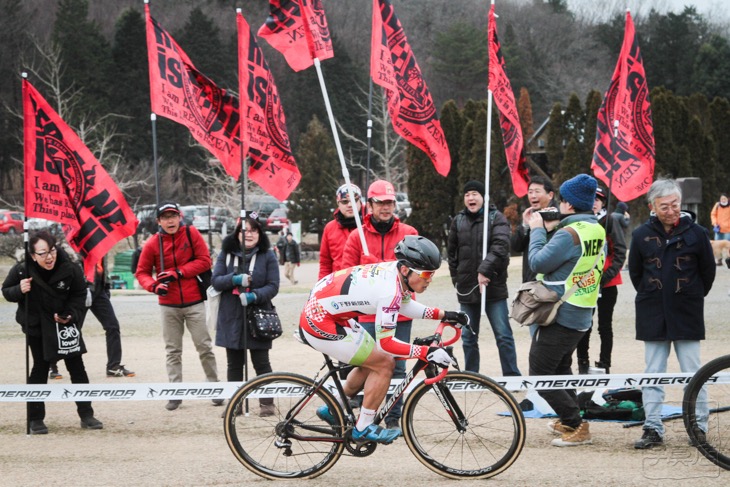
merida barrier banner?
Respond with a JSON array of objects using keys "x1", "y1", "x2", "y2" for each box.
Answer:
[{"x1": 2, "y1": 372, "x2": 728, "y2": 403}]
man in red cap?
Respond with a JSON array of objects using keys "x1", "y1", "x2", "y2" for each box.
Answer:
[{"x1": 341, "y1": 179, "x2": 417, "y2": 430}]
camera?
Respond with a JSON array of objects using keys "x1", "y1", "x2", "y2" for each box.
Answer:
[{"x1": 538, "y1": 210, "x2": 561, "y2": 221}]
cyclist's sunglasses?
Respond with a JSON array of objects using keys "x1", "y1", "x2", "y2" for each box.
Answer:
[{"x1": 408, "y1": 267, "x2": 436, "y2": 279}]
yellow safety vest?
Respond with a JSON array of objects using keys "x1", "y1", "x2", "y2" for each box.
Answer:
[{"x1": 539, "y1": 220, "x2": 606, "y2": 308}]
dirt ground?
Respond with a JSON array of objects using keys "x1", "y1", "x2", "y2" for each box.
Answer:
[{"x1": 1, "y1": 257, "x2": 729, "y2": 486}]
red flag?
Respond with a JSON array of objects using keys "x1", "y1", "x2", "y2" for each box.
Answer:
[
  {"x1": 258, "y1": 0, "x2": 334, "y2": 72},
  {"x1": 23, "y1": 79, "x2": 138, "y2": 281},
  {"x1": 146, "y1": 5, "x2": 298, "y2": 200},
  {"x1": 237, "y1": 12, "x2": 300, "y2": 200},
  {"x1": 371, "y1": 0, "x2": 450, "y2": 177},
  {"x1": 488, "y1": 5, "x2": 529, "y2": 198},
  {"x1": 592, "y1": 11, "x2": 655, "y2": 201}
]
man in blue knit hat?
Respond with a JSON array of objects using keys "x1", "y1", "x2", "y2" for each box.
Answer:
[{"x1": 527, "y1": 174, "x2": 606, "y2": 447}]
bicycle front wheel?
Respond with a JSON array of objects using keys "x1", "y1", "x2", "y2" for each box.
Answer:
[
  {"x1": 223, "y1": 372, "x2": 346, "y2": 479},
  {"x1": 402, "y1": 371, "x2": 525, "y2": 479},
  {"x1": 683, "y1": 354, "x2": 730, "y2": 470}
]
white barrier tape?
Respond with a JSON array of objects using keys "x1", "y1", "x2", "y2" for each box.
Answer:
[{"x1": 1, "y1": 372, "x2": 728, "y2": 403}]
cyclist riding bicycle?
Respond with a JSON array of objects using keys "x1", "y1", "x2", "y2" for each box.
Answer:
[{"x1": 298, "y1": 235, "x2": 469, "y2": 444}]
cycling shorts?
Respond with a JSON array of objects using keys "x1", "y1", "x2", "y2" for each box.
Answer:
[{"x1": 299, "y1": 317, "x2": 376, "y2": 367}]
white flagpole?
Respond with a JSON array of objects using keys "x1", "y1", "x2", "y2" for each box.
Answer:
[
  {"x1": 481, "y1": 0, "x2": 496, "y2": 316},
  {"x1": 313, "y1": 58, "x2": 369, "y2": 256}
]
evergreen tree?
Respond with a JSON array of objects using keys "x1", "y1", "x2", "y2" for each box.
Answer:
[
  {"x1": 432, "y1": 23, "x2": 487, "y2": 105},
  {"x1": 709, "y1": 97, "x2": 730, "y2": 192},
  {"x1": 686, "y1": 116, "x2": 716, "y2": 228},
  {"x1": 439, "y1": 100, "x2": 464, "y2": 219},
  {"x1": 559, "y1": 137, "x2": 585, "y2": 182},
  {"x1": 583, "y1": 89, "x2": 602, "y2": 161},
  {"x1": 457, "y1": 119, "x2": 475, "y2": 209},
  {"x1": 545, "y1": 102, "x2": 565, "y2": 179},
  {"x1": 691, "y1": 35, "x2": 730, "y2": 99},
  {"x1": 518, "y1": 87, "x2": 535, "y2": 148},
  {"x1": 175, "y1": 7, "x2": 231, "y2": 88},
  {"x1": 563, "y1": 93, "x2": 585, "y2": 162},
  {"x1": 287, "y1": 116, "x2": 339, "y2": 241}
]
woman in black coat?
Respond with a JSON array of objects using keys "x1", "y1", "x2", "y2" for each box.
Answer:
[
  {"x1": 212, "y1": 216, "x2": 279, "y2": 415},
  {"x1": 1, "y1": 231, "x2": 103, "y2": 434}
]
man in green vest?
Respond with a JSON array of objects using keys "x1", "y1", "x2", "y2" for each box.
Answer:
[{"x1": 527, "y1": 174, "x2": 606, "y2": 447}]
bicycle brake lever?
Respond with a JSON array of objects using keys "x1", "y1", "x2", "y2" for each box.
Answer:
[{"x1": 413, "y1": 334, "x2": 440, "y2": 346}]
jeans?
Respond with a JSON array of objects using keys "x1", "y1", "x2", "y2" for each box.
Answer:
[
  {"x1": 529, "y1": 323, "x2": 586, "y2": 429},
  {"x1": 361, "y1": 320, "x2": 412, "y2": 422},
  {"x1": 160, "y1": 303, "x2": 218, "y2": 383},
  {"x1": 714, "y1": 232, "x2": 730, "y2": 241},
  {"x1": 460, "y1": 300, "x2": 521, "y2": 376},
  {"x1": 642, "y1": 340, "x2": 708, "y2": 436},
  {"x1": 27, "y1": 333, "x2": 94, "y2": 421},
  {"x1": 576, "y1": 286, "x2": 617, "y2": 367}
]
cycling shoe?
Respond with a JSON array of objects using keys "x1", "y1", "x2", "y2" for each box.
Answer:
[
  {"x1": 316, "y1": 405, "x2": 338, "y2": 426},
  {"x1": 352, "y1": 424, "x2": 401, "y2": 444}
]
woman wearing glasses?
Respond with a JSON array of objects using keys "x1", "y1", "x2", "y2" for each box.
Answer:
[
  {"x1": 1, "y1": 231, "x2": 103, "y2": 434},
  {"x1": 211, "y1": 216, "x2": 280, "y2": 416}
]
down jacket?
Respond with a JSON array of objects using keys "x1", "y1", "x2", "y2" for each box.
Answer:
[
  {"x1": 447, "y1": 206, "x2": 510, "y2": 303},
  {"x1": 211, "y1": 234, "x2": 280, "y2": 350},
  {"x1": 629, "y1": 212, "x2": 715, "y2": 341}
]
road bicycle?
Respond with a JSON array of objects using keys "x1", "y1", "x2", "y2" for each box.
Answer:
[
  {"x1": 682, "y1": 353, "x2": 730, "y2": 470},
  {"x1": 223, "y1": 321, "x2": 526, "y2": 480}
]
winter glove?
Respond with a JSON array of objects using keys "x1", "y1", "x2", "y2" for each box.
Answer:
[
  {"x1": 714, "y1": 225, "x2": 721, "y2": 233},
  {"x1": 232, "y1": 274, "x2": 250, "y2": 286},
  {"x1": 153, "y1": 281, "x2": 169, "y2": 296},
  {"x1": 157, "y1": 269, "x2": 182, "y2": 283},
  {"x1": 426, "y1": 347, "x2": 454, "y2": 367},
  {"x1": 442, "y1": 310, "x2": 470, "y2": 328},
  {"x1": 239, "y1": 292, "x2": 256, "y2": 307}
]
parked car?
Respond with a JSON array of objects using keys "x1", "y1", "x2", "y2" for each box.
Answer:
[
  {"x1": 396, "y1": 192, "x2": 412, "y2": 220},
  {"x1": 135, "y1": 204, "x2": 158, "y2": 235},
  {"x1": 0, "y1": 210, "x2": 24, "y2": 235},
  {"x1": 247, "y1": 195, "x2": 287, "y2": 229},
  {"x1": 266, "y1": 208, "x2": 289, "y2": 233},
  {"x1": 180, "y1": 205, "x2": 234, "y2": 233}
]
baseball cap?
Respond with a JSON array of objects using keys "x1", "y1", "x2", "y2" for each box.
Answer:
[
  {"x1": 336, "y1": 183, "x2": 362, "y2": 201},
  {"x1": 367, "y1": 180, "x2": 396, "y2": 202},
  {"x1": 595, "y1": 187, "x2": 607, "y2": 203},
  {"x1": 156, "y1": 202, "x2": 181, "y2": 218}
]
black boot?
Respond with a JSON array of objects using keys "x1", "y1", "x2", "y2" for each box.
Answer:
[
  {"x1": 578, "y1": 359, "x2": 589, "y2": 375},
  {"x1": 595, "y1": 361, "x2": 610, "y2": 374}
]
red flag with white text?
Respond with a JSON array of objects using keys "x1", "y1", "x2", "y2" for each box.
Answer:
[
  {"x1": 258, "y1": 0, "x2": 334, "y2": 72},
  {"x1": 237, "y1": 12, "x2": 300, "y2": 199},
  {"x1": 488, "y1": 5, "x2": 529, "y2": 198},
  {"x1": 371, "y1": 0, "x2": 450, "y2": 177},
  {"x1": 591, "y1": 11, "x2": 655, "y2": 201},
  {"x1": 23, "y1": 79, "x2": 138, "y2": 281}
]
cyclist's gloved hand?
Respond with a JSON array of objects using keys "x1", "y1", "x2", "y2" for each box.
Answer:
[
  {"x1": 153, "y1": 282, "x2": 169, "y2": 296},
  {"x1": 442, "y1": 310, "x2": 470, "y2": 328},
  {"x1": 157, "y1": 269, "x2": 182, "y2": 283},
  {"x1": 426, "y1": 347, "x2": 454, "y2": 367}
]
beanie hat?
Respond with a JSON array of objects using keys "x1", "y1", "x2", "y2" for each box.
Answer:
[
  {"x1": 463, "y1": 180, "x2": 485, "y2": 197},
  {"x1": 616, "y1": 202, "x2": 628, "y2": 213},
  {"x1": 559, "y1": 174, "x2": 597, "y2": 211}
]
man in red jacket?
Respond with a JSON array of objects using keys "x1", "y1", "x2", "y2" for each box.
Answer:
[
  {"x1": 135, "y1": 202, "x2": 221, "y2": 411},
  {"x1": 341, "y1": 180, "x2": 417, "y2": 430},
  {"x1": 318, "y1": 183, "x2": 364, "y2": 279}
]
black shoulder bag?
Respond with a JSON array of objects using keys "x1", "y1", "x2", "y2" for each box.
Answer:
[
  {"x1": 185, "y1": 225, "x2": 212, "y2": 300},
  {"x1": 244, "y1": 252, "x2": 282, "y2": 340}
]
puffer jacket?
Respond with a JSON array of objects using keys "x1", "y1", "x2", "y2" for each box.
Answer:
[
  {"x1": 447, "y1": 205, "x2": 510, "y2": 303},
  {"x1": 212, "y1": 234, "x2": 280, "y2": 350},
  {"x1": 319, "y1": 209, "x2": 364, "y2": 279},
  {"x1": 2, "y1": 250, "x2": 87, "y2": 337},
  {"x1": 135, "y1": 225, "x2": 212, "y2": 307},
  {"x1": 629, "y1": 212, "x2": 715, "y2": 341}
]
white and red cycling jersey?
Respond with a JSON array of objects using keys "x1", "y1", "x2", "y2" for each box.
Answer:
[{"x1": 299, "y1": 262, "x2": 442, "y2": 361}]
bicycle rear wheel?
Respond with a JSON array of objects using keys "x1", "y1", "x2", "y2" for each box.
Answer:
[
  {"x1": 223, "y1": 372, "x2": 345, "y2": 479},
  {"x1": 683, "y1": 354, "x2": 730, "y2": 470},
  {"x1": 402, "y1": 371, "x2": 525, "y2": 479}
]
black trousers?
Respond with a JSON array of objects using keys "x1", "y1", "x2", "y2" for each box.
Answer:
[
  {"x1": 27, "y1": 333, "x2": 94, "y2": 421},
  {"x1": 87, "y1": 289, "x2": 123, "y2": 369},
  {"x1": 529, "y1": 323, "x2": 586, "y2": 429},
  {"x1": 225, "y1": 348, "x2": 272, "y2": 382},
  {"x1": 576, "y1": 286, "x2": 617, "y2": 367}
]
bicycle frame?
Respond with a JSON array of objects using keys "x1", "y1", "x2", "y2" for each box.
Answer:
[{"x1": 279, "y1": 322, "x2": 464, "y2": 444}]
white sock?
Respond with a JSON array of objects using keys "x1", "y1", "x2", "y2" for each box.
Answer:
[{"x1": 356, "y1": 407, "x2": 376, "y2": 431}]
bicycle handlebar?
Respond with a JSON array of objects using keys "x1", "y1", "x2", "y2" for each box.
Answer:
[
  {"x1": 425, "y1": 365, "x2": 449, "y2": 385},
  {"x1": 422, "y1": 322, "x2": 462, "y2": 385}
]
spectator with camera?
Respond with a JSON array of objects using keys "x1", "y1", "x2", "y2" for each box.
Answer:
[{"x1": 511, "y1": 176, "x2": 557, "y2": 282}]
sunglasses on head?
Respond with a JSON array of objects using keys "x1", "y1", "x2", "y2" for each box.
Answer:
[{"x1": 408, "y1": 267, "x2": 436, "y2": 279}]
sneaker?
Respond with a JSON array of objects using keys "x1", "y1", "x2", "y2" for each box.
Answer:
[
  {"x1": 107, "y1": 365, "x2": 135, "y2": 377},
  {"x1": 316, "y1": 405, "x2": 338, "y2": 426},
  {"x1": 80, "y1": 416, "x2": 104, "y2": 430},
  {"x1": 49, "y1": 366, "x2": 62, "y2": 380},
  {"x1": 595, "y1": 361, "x2": 610, "y2": 374},
  {"x1": 259, "y1": 403, "x2": 276, "y2": 417},
  {"x1": 551, "y1": 422, "x2": 592, "y2": 447},
  {"x1": 29, "y1": 420, "x2": 48, "y2": 435},
  {"x1": 578, "y1": 360, "x2": 589, "y2": 375},
  {"x1": 165, "y1": 400, "x2": 182, "y2": 411},
  {"x1": 352, "y1": 424, "x2": 401, "y2": 444},
  {"x1": 211, "y1": 399, "x2": 224, "y2": 406},
  {"x1": 634, "y1": 428, "x2": 663, "y2": 449},
  {"x1": 547, "y1": 419, "x2": 570, "y2": 436}
]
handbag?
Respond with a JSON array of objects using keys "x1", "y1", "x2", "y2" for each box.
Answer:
[
  {"x1": 43, "y1": 320, "x2": 87, "y2": 361},
  {"x1": 205, "y1": 254, "x2": 237, "y2": 330},
  {"x1": 247, "y1": 306, "x2": 283, "y2": 340},
  {"x1": 510, "y1": 247, "x2": 603, "y2": 327}
]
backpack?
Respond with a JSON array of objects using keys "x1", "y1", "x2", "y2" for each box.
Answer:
[
  {"x1": 130, "y1": 247, "x2": 142, "y2": 274},
  {"x1": 577, "y1": 389, "x2": 644, "y2": 421}
]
